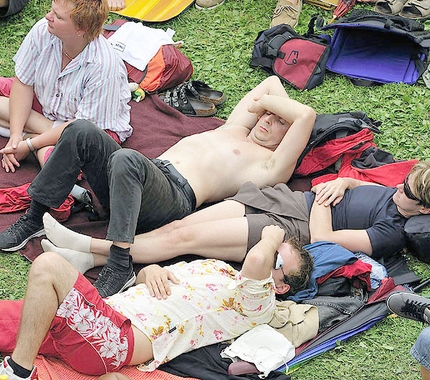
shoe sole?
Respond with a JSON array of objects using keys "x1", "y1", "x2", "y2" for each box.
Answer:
[
  {"x1": 195, "y1": 0, "x2": 225, "y2": 10},
  {"x1": 1, "y1": 229, "x2": 45, "y2": 252},
  {"x1": 118, "y1": 272, "x2": 137, "y2": 293}
]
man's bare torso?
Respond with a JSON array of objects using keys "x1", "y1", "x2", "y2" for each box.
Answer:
[{"x1": 158, "y1": 126, "x2": 284, "y2": 207}]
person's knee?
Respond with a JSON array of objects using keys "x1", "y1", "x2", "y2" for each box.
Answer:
[
  {"x1": 416, "y1": 328, "x2": 430, "y2": 353},
  {"x1": 61, "y1": 119, "x2": 100, "y2": 143},
  {"x1": 108, "y1": 149, "x2": 147, "y2": 178},
  {"x1": 30, "y1": 252, "x2": 63, "y2": 281},
  {"x1": 168, "y1": 223, "x2": 199, "y2": 246}
]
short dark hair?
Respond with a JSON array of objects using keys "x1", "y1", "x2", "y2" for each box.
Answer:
[{"x1": 276, "y1": 237, "x2": 313, "y2": 300}]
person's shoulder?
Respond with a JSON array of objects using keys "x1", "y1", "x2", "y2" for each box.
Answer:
[
  {"x1": 87, "y1": 36, "x2": 125, "y2": 70},
  {"x1": 30, "y1": 18, "x2": 50, "y2": 35}
]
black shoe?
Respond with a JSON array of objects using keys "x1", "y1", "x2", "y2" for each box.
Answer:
[
  {"x1": 0, "y1": 214, "x2": 44, "y2": 252},
  {"x1": 93, "y1": 260, "x2": 136, "y2": 298},
  {"x1": 387, "y1": 292, "x2": 430, "y2": 324}
]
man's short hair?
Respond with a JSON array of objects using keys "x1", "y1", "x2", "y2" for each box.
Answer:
[
  {"x1": 277, "y1": 236, "x2": 314, "y2": 299},
  {"x1": 410, "y1": 160, "x2": 430, "y2": 208}
]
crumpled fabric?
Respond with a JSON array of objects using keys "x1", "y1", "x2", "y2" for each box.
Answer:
[
  {"x1": 0, "y1": 182, "x2": 74, "y2": 222},
  {"x1": 221, "y1": 324, "x2": 295, "y2": 377},
  {"x1": 268, "y1": 300, "x2": 319, "y2": 347}
]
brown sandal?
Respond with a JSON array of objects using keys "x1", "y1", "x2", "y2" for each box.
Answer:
[
  {"x1": 400, "y1": 0, "x2": 430, "y2": 19},
  {"x1": 374, "y1": 0, "x2": 408, "y2": 15},
  {"x1": 160, "y1": 84, "x2": 217, "y2": 117}
]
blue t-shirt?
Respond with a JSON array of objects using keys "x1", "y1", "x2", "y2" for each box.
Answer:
[{"x1": 306, "y1": 186, "x2": 406, "y2": 258}]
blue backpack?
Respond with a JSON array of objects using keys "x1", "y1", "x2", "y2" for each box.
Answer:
[{"x1": 321, "y1": 9, "x2": 430, "y2": 86}]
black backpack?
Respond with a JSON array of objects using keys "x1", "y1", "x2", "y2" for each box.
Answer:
[
  {"x1": 295, "y1": 111, "x2": 382, "y2": 170},
  {"x1": 249, "y1": 19, "x2": 331, "y2": 90}
]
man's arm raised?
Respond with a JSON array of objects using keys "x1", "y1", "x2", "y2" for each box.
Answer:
[
  {"x1": 241, "y1": 225, "x2": 284, "y2": 280},
  {"x1": 221, "y1": 76, "x2": 290, "y2": 131},
  {"x1": 263, "y1": 94, "x2": 316, "y2": 184}
]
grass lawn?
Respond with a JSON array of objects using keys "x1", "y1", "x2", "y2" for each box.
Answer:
[{"x1": 1, "y1": 0, "x2": 430, "y2": 378}]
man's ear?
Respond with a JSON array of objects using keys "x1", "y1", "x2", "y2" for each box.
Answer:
[
  {"x1": 420, "y1": 207, "x2": 430, "y2": 215},
  {"x1": 274, "y1": 283, "x2": 291, "y2": 295}
]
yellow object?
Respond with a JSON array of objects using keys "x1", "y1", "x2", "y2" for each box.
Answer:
[
  {"x1": 113, "y1": 0, "x2": 194, "y2": 22},
  {"x1": 0, "y1": 375, "x2": 8, "y2": 380},
  {"x1": 132, "y1": 88, "x2": 146, "y2": 102}
]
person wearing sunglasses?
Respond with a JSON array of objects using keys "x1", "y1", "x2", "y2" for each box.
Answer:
[
  {"x1": 41, "y1": 161, "x2": 430, "y2": 276},
  {"x1": 0, "y1": 225, "x2": 313, "y2": 380}
]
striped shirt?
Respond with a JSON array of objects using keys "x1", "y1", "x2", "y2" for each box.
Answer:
[{"x1": 13, "y1": 18, "x2": 132, "y2": 142}]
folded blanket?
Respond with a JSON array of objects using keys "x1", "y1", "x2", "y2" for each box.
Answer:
[{"x1": 35, "y1": 355, "x2": 199, "y2": 380}]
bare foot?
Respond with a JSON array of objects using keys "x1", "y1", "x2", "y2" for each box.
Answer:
[{"x1": 108, "y1": 0, "x2": 125, "y2": 11}]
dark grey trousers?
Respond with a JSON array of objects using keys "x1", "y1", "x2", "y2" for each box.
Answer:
[{"x1": 28, "y1": 120, "x2": 195, "y2": 243}]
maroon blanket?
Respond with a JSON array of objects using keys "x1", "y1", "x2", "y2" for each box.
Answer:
[{"x1": 0, "y1": 94, "x2": 224, "y2": 269}]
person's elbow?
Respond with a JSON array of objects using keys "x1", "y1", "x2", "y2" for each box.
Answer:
[
  {"x1": 301, "y1": 106, "x2": 316, "y2": 127},
  {"x1": 309, "y1": 231, "x2": 327, "y2": 244}
]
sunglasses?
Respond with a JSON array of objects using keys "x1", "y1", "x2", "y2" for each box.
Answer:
[
  {"x1": 274, "y1": 252, "x2": 287, "y2": 279},
  {"x1": 403, "y1": 174, "x2": 422, "y2": 204}
]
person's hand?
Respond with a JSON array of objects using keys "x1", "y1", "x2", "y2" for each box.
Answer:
[
  {"x1": 144, "y1": 264, "x2": 179, "y2": 300},
  {"x1": 261, "y1": 225, "x2": 285, "y2": 247},
  {"x1": 311, "y1": 178, "x2": 349, "y2": 206},
  {"x1": 247, "y1": 94, "x2": 268, "y2": 118},
  {"x1": 0, "y1": 138, "x2": 28, "y2": 173}
]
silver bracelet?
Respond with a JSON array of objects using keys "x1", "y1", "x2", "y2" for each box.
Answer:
[{"x1": 26, "y1": 137, "x2": 36, "y2": 152}]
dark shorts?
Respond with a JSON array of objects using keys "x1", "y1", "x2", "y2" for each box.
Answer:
[{"x1": 229, "y1": 182, "x2": 311, "y2": 252}]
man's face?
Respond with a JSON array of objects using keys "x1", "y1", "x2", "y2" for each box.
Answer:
[
  {"x1": 393, "y1": 172, "x2": 425, "y2": 217},
  {"x1": 250, "y1": 112, "x2": 291, "y2": 151},
  {"x1": 271, "y1": 241, "x2": 300, "y2": 282}
]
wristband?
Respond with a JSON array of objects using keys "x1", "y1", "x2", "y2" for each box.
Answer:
[{"x1": 26, "y1": 138, "x2": 36, "y2": 152}]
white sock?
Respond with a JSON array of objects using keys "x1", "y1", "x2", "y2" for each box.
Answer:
[
  {"x1": 43, "y1": 213, "x2": 91, "y2": 253},
  {"x1": 41, "y1": 239, "x2": 95, "y2": 274}
]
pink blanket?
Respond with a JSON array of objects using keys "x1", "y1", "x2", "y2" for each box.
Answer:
[{"x1": 0, "y1": 94, "x2": 223, "y2": 269}]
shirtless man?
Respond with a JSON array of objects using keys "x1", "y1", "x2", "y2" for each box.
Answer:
[{"x1": 0, "y1": 76, "x2": 316, "y2": 297}]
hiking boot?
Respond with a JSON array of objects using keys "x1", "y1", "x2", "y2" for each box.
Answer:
[
  {"x1": 0, "y1": 356, "x2": 38, "y2": 380},
  {"x1": 387, "y1": 292, "x2": 430, "y2": 324},
  {"x1": 93, "y1": 259, "x2": 136, "y2": 298},
  {"x1": 270, "y1": 0, "x2": 302, "y2": 28},
  {"x1": 0, "y1": 214, "x2": 44, "y2": 252},
  {"x1": 195, "y1": 0, "x2": 225, "y2": 10}
]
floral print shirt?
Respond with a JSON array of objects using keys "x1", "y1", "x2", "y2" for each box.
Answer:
[{"x1": 106, "y1": 259, "x2": 276, "y2": 371}]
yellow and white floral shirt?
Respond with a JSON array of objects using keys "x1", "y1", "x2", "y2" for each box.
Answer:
[{"x1": 107, "y1": 259, "x2": 276, "y2": 371}]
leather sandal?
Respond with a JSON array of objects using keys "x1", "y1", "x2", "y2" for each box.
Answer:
[
  {"x1": 400, "y1": 0, "x2": 430, "y2": 19},
  {"x1": 184, "y1": 80, "x2": 226, "y2": 106},
  {"x1": 160, "y1": 84, "x2": 217, "y2": 117},
  {"x1": 374, "y1": 0, "x2": 408, "y2": 14}
]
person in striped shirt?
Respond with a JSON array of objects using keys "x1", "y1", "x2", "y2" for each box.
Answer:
[{"x1": 0, "y1": 0, "x2": 132, "y2": 173}]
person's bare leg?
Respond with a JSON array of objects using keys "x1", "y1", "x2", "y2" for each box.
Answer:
[
  {"x1": 130, "y1": 216, "x2": 250, "y2": 263},
  {"x1": 11, "y1": 252, "x2": 79, "y2": 371},
  {"x1": 141, "y1": 200, "x2": 247, "y2": 238},
  {"x1": 45, "y1": 200, "x2": 249, "y2": 266},
  {"x1": 0, "y1": 97, "x2": 53, "y2": 134},
  {"x1": 46, "y1": 199, "x2": 246, "y2": 255},
  {"x1": 422, "y1": 366, "x2": 430, "y2": 380}
]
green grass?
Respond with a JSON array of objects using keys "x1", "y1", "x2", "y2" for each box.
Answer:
[{"x1": 1, "y1": 0, "x2": 430, "y2": 378}]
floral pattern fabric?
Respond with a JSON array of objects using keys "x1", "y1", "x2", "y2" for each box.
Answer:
[
  {"x1": 107, "y1": 259, "x2": 276, "y2": 372},
  {"x1": 56, "y1": 288, "x2": 129, "y2": 370}
]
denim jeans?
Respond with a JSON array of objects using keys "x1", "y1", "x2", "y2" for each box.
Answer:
[{"x1": 28, "y1": 120, "x2": 195, "y2": 243}]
